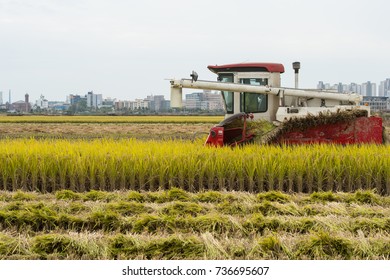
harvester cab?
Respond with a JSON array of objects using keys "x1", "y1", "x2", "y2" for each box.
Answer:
[{"x1": 170, "y1": 62, "x2": 384, "y2": 145}]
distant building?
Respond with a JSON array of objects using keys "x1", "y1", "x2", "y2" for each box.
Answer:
[
  {"x1": 362, "y1": 81, "x2": 376, "y2": 96},
  {"x1": 115, "y1": 100, "x2": 132, "y2": 111},
  {"x1": 379, "y1": 78, "x2": 390, "y2": 97},
  {"x1": 86, "y1": 91, "x2": 103, "y2": 108},
  {"x1": 317, "y1": 81, "x2": 379, "y2": 96},
  {"x1": 102, "y1": 97, "x2": 115, "y2": 107},
  {"x1": 362, "y1": 96, "x2": 390, "y2": 112},
  {"x1": 160, "y1": 100, "x2": 171, "y2": 112},
  {"x1": 185, "y1": 92, "x2": 202, "y2": 110},
  {"x1": 69, "y1": 94, "x2": 85, "y2": 105},
  {"x1": 145, "y1": 95, "x2": 166, "y2": 112},
  {"x1": 185, "y1": 91, "x2": 224, "y2": 111},
  {"x1": 130, "y1": 99, "x2": 149, "y2": 110},
  {"x1": 12, "y1": 94, "x2": 31, "y2": 113},
  {"x1": 317, "y1": 81, "x2": 325, "y2": 90},
  {"x1": 48, "y1": 101, "x2": 70, "y2": 112},
  {"x1": 203, "y1": 91, "x2": 224, "y2": 111},
  {"x1": 36, "y1": 95, "x2": 49, "y2": 109}
]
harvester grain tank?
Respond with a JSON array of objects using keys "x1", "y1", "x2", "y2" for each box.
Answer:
[{"x1": 170, "y1": 62, "x2": 384, "y2": 146}]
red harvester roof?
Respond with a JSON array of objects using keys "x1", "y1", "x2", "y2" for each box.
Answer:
[{"x1": 207, "y1": 62, "x2": 285, "y2": 74}]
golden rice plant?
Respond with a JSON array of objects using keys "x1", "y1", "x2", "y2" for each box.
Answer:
[{"x1": 0, "y1": 139, "x2": 389, "y2": 194}]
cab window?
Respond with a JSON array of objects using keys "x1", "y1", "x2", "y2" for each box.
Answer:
[
  {"x1": 240, "y1": 78, "x2": 268, "y2": 113},
  {"x1": 218, "y1": 74, "x2": 234, "y2": 114}
]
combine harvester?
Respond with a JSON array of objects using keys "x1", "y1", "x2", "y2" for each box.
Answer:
[{"x1": 170, "y1": 62, "x2": 384, "y2": 146}]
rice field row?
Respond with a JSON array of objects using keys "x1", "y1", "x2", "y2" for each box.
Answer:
[
  {"x1": 0, "y1": 123, "x2": 212, "y2": 140},
  {"x1": 0, "y1": 115, "x2": 223, "y2": 124},
  {"x1": 0, "y1": 139, "x2": 389, "y2": 194},
  {"x1": 0, "y1": 189, "x2": 389, "y2": 260}
]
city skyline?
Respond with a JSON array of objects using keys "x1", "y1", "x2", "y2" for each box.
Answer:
[
  {"x1": 2, "y1": 74, "x2": 390, "y2": 106},
  {"x1": 1, "y1": 0, "x2": 390, "y2": 103}
]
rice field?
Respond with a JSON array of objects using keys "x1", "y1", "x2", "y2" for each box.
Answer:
[
  {"x1": 0, "y1": 123, "x2": 212, "y2": 140},
  {"x1": 0, "y1": 189, "x2": 389, "y2": 260},
  {"x1": 0, "y1": 138, "x2": 389, "y2": 195},
  {"x1": 0, "y1": 115, "x2": 223, "y2": 124},
  {"x1": 0, "y1": 115, "x2": 389, "y2": 260}
]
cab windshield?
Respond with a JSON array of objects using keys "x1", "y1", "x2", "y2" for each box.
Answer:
[{"x1": 218, "y1": 74, "x2": 234, "y2": 114}]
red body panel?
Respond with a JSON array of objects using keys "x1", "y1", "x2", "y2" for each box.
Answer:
[
  {"x1": 205, "y1": 127, "x2": 225, "y2": 147},
  {"x1": 205, "y1": 116, "x2": 383, "y2": 146},
  {"x1": 273, "y1": 116, "x2": 383, "y2": 145}
]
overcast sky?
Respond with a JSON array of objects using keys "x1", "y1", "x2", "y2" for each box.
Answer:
[{"x1": 1, "y1": 0, "x2": 389, "y2": 102}]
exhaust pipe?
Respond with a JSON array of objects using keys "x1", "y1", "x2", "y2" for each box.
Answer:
[{"x1": 292, "y1": 61, "x2": 301, "y2": 89}]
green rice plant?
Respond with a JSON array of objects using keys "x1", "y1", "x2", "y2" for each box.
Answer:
[
  {"x1": 192, "y1": 214, "x2": 236, "y2": 234},
  {"x1": 2, "y1": 201, "x2": 25, "y2": 211},
  {"x1": 67, "y1": 202, "x2": 89, "y2": 214},
  {"x1": 253, "y1": 201, "x2": 281, "y2": 216},
  {"x1": 166, "y1": 187, "x2": 191, "y2": 202},
  {"x1": 297, "y1": 231, "x2": 353, "y2": 259},
  {"x1": 255, "y1": 235, "x2": 290, "y2": 259},
  {"x1": 308, "y1": 191, "x2": 340, "y2": 203},
  {"x1": 132, "y1": 214, "x2": 168, "y2": 233},
  {"x1": 281, "y1": 217, "x2": 321, "y2": 233},
  {"x1": 0, "y1": 233, "x2": 30, "y2": 258},
  {"x1": 18, "y1": 203, "x2": 58, "y2": 231},
  {"x1": 83, "y1": 190, "x2": 116, "y2": 202},
  {"x1": 109, "y1": 234, "x2": 206, "y2": 260},
  {"x1": 194, "y1": 191, "x2": 224, "y2": 203},
  {"x1": 32, "y1": 234, "x2": 90, "y2": 259},
  {"x1": 125, "y1": 191, "x2": 145, "y2": 203},
  {"x1": 161, "y1": 201, "x2": 205, "y2": 217},
  {"x1": 12, "y1": 191, "x2": 37, "y2": 201},
  {"x1": 0, "y1": 211, "x2": 50, "y2": 232},
  {"x1": 356, "y1": 237, "x2": 390, "y2": 259},
  {"x1": 199, "y1": 232, "x2": 229, "y2": 259},
  {"x1": 0, "y1": 202, "x2": 59, "y2": 231},
  {"x1": 55, "y1": 190, "x2": 82, "y2": 201},
  {"x1": 348, "y1": 205, "x2": 385, "y2": 218},
  {"x1": 109, "y1": 234, "x2": 140, "y2": 259},
  {"x1": 257, "y1": 191, "x2": 291, "y2": 203},
  {"x1": 144, "y1": 188, "x2": 190, "y2": 203},
  {"x1": 106, "y1": 201, "x2": 152, "y2": 216},
  {"x1": 349, "y1": 217, "x2": 389, "y2": 235},
  {"x1": 0, "y1": 191, "x2": 13, "y2": 201},
  {"x1": 87, "y1": 210, "x2": 121, "y2": 231},
  {"x1": 143, "y1": 236, "x2": 205, "y2": 260},
  {"x1": 57, "y1": 214, "x2": 85, "y2": 231},
  {"x1": 348, "y1": 190, "x2": 380, "y2": 204},
  {"x1": 216, "y1": 201, "x2": 252, "y2": 215},
  {"x1": 243, "y1": 213, "x2": 281, "y2": 234}
]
